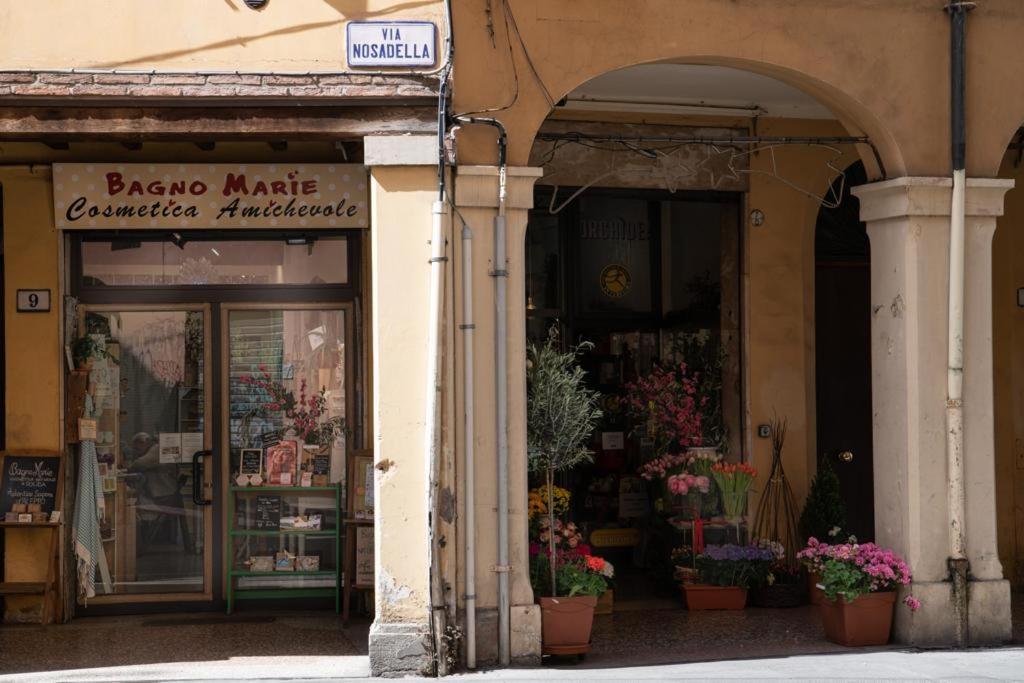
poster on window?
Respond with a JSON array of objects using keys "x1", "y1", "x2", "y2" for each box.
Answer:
[{"x1": 53, "y1": 164, "x2": 368, "y2": 230}]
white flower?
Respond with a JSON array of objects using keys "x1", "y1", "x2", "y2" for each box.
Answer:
[
  {"x1": 828, "y1": 526, "x2": 841, "y2": 538},
  {"x1": 600, "y1": 560, "x2": 615, "y2": 579}
]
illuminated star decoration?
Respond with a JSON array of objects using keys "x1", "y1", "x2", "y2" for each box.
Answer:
[{"x1": 697, "y1": 145, "x2": 742, "y2": 189}]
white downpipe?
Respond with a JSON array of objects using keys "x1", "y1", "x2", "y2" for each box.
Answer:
[
  {"x1": 426, "y1": 198, "x2": 448, "y2": 672},
  {"x1": 947, "y1": 168, "x2": 967, "y2": 561},
  {"x1": 494, "y1": 164, "x2": 510, "y2": 667},
  {"x1": 461, "y1": 220, "x2": 478, "y2": 669}
]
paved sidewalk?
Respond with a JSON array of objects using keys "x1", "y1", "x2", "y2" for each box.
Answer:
[{"x1": 2, "y1": 648, "x2": 1023, "y2": 682}]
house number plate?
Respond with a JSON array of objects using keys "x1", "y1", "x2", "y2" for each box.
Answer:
[{"x1": 17, "y1": 289, "x2": 51, "y2": 312}]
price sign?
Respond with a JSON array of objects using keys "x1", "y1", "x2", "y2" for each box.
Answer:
[{"x1": 17, "y1": 289, "x2": 51, "y2": 313}]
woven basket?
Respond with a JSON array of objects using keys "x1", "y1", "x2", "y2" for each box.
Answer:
[{"x1": 749, "y1": 582, "x2": 807, "y2": 608}]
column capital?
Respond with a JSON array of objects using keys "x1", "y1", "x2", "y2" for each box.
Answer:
[
  {"x1": 454, "y1": 165, "x2": 544, "y2": 210},
  {"x1": 851, "y1": 176, "x2": 1014, "y2": 223}
]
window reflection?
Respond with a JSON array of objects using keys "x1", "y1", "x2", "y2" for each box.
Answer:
[{"x1": 81, "y1": 237, "x2": 348, "y2": 286}]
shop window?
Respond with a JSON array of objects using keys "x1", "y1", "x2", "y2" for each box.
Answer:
[{"x1": 79, "y1": 235, "x2": 349, "y2": 287}]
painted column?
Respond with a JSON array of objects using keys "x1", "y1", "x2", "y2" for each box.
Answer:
[
  {"x1": 367, "y1": 162, "x2": 440, "y2": 676},
  {"x1": 453, "y1": 165, "x2": 544, "y2": 667},
  {"x1": 852, "y1": 176, "x2": 1013, "y2": 645}
]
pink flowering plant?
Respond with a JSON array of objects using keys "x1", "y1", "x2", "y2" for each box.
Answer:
[
  {"x1": 797, "y1": 537, "x2": 921, "y2": 610},
  {"x1": 239, "y1": 366, "x2": 345, "y2": 447},
  {"x1": 624, "y1": 361, "x2": 706, "y2": 451}
]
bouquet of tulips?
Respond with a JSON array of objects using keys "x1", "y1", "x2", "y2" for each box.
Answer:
[{"x1": 711, "y1": 461, "x2": 757, "y2": 521}]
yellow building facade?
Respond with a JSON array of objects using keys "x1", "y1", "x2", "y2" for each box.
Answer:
[{"x1": 0, "y1": 0, "x2": 1022, "y2": 677}]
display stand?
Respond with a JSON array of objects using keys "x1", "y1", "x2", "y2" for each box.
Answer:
[
  {"x1": 0, "y1": 451, "x2": 64, "y2": 624},
  {"x1": 226, "y1": 485, "x2": 341, "y2": 614},
  {"x1": 342, "y1": 449, "x2": 374, "y2": 623}
]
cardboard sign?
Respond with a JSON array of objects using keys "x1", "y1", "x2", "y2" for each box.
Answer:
[
  {"x1": 1, "y1": 455, "x2": 61, "y2": 514},
  {"x1": 53, "y1": 164, "x2": 368, "y2": 230}
]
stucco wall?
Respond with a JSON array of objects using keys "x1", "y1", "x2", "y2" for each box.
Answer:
[
  {"x1": 452, "y1": 0, "x2": 1024, "y2": 178},
  {"x1": 0, "y1": 0, "x2": 446, "y2": 72},
  {"x1": 1, "y1": 167, "x2": 63, "y2": 621}
]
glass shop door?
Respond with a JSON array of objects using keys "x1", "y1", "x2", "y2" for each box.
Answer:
[
  {"x1": 221, "y1": 304, "x2": 353, "y2": 605},
  {"x1": 80, "y1": 305, "x2": 214, "y2": 603}
]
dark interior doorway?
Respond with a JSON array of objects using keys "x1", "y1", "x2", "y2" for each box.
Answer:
[{"x1": 814, "y1": 161, "x2": 874, "y2": 542}]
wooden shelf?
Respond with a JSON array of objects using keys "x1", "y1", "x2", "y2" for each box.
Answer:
[
  {"x1": 0, "y1": 521, "x2": 60, "y2": 529},
  {"x1": 0, "y1": 581, "x2": 47, "y2": 595},
  {"x1": 231, "y1": 486, "x2": 338, "y2": 493},
  {"x1": 229, "y1": 529, "x2": 336, "y2": 537}
]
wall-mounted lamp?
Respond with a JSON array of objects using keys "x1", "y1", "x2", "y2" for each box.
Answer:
[
  {"x1": 750, "y1": 209, "x2": 765, "y2": 227},
  {"x1": 243, "y1": 0, "x2": 268, "y2": 9}
]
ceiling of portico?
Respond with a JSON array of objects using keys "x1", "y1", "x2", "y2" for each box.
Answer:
[{"x1": 563, "y1": 63, "x2": 835, "y2": 120}]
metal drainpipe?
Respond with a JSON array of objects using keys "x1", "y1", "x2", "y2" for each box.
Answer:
[
  {"x1": 461, "y1": 214, "x2": 478, "y2": 669},
  {"x1": 945, "y1": 0, "x2": 975, "y2": 648}
]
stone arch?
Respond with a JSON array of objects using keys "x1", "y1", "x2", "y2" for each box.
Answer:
[{"x1": 509, "y1": 56, "x2": 905, "y2": 181}]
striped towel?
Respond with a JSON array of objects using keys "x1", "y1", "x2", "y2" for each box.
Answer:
[{"x1": 72, "y1": 396, "x2": 104, "y2": 603}]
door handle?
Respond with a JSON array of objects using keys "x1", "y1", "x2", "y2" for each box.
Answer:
[
  {"x1": 192, "y1": 450, "x2": 214, "y2": 506},
  {"x1": 838, "y1": 450, "x2": 854, "y2": 463}
]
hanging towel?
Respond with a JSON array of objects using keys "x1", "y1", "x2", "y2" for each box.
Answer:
[{"x1": 72, "y1": 395, "x2": 104, "y2": 604}]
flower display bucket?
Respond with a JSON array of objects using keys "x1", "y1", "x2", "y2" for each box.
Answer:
[
  {"x1": 539, "y1": 595, "x2": 598, "y2": 652},
  {"x1": 750, "y1": 582, "x2": 807, "y2": 608},
  {"x1": 818, "y1": 591, "x2": 896, "y2": 646},
  {"x1": 594, "y1": 589, "x2": 614, "y2": 616},
  {"x1": 682, "y1": 584, "x2": 747, "y2": 610}
]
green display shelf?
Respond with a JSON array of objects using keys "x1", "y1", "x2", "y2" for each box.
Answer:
[{"x1": 226, "y1": 483, "x2": 341, "y2": 614}]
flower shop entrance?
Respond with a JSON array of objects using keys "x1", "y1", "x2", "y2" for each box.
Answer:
[
  {"x1": 70, "y1": 230, "x2": 365, "y2": 613},
  {"x1": 525, "y1": 186, "x2": 744, "y2": 611}
]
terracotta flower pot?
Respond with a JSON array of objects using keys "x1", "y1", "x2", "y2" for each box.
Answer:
[
  {"x1": 538, "y1": 595, "x2": 598, "y2": 651},
  {"x1": 682, "y1": 584, "x2": 747, "y2": 610},
  {"x1": 594, "y1": 589, "x2": 614, "y2": 616},
  {"x1": 818, "y1": 591, "x2": 896, "y2": 646}
]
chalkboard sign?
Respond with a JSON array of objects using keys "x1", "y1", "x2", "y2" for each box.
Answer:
[
  {"x1": 1, "y1": 454, "x2": 61, "y2": 514},
  {"x1": 312, "y1": 451, "x2": 330, "y2": 476},
  {"x1": 260, "y1": 431, "x2": 282, "y2": 449},
  {"x1": 240, "y1": 449, "x2": 263, "y2": 476},
  {"x1": 255, "y1": 495, "x2": 281, "y2": 530}
]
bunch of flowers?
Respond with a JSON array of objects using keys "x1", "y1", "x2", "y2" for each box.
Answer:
[
  {"x1": 667, "y1": 472, "x2": 711, "y2": 496},
  {"x1": 637, "y1": 452, "x2": 689, "y2": 481},
  {"x1": 711, "y1": 462, "x2": 758, "y2": 520},
  {"x1": 695, "y1": 543, "x2": 775, "y2": 589},
  {"x1": 624, "y1": 362, "x2": 706, "y2": 450},
  {"x1": 528, "y1": 520, "x2": 614, "y2": 598},
  {"x1": 797, "y1": 537, "x2": 920, "y2": 610},
  {"x1": 686, "y1": 450, "x2": 721, "y2": 477},
  {"x1": 755, "y1": 539, "x2": 802, "y2": 586},
  {"x1": 528, "y1": 484, "x2": 571, "y2": 520},
  {"x1": 239, "y1": 367, "x2": 345, "y2": 447},
  {"x1": 535, "y1": 517, "x2": 583, "y2": 551}
]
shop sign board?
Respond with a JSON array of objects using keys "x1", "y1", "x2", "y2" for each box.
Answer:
[
  {"x1": 52, "y1": 164, "x2": 368, "y2": 230},
  {"x1": 346, "y1": 21, "x2": 436, "y2": 67}
]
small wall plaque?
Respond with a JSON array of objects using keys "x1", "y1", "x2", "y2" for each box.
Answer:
[{"x1": 17, "y1": 289, "x2": 51, "y2": 312}]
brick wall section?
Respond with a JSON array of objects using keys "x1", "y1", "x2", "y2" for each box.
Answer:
[{"x1": 0, "y1": 72, "x2": 439, "y2": 99}]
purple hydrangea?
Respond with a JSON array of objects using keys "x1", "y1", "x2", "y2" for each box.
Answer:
[{"x1": 701, "y1": 544, "x2": 774, "y2": 562}]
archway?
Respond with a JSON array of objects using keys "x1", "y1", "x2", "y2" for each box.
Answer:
[
  {"x1": 517, "y1": 61, "x2": 883, "y2": 664},
  {"x1": 814, "y1": 160, "x2": 873, "y2": 543}
]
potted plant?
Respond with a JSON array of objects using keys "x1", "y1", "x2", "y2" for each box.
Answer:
[
  {"x1": 684, "y1": 543, "x2": 773, "y2": 610},
  {"x1": 749, "y1": 540, "x2": 807, "y2": 608},
  {"x1": 526, "y1": 329, "x2": 603, "y2": 653},
  {"x1": 798, "y1": 458, "x2": 848, "y2": 604},
  {"x1": 710, "y1": 461, "x2": 757, "y2": 543},
  {"x1": 797, "y1": 538, "x2": 921, "y2": 646},
  {"x1": 71, "y1": 334, "x2": 116, "y2": 371}
]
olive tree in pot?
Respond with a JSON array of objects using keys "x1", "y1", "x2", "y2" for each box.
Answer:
[{"x1": 527, "y1": 329, "x2": 604, "y2": 654}]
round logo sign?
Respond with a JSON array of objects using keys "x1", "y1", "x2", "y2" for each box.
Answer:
[{"x1": 600, "y1": 264, "x2": 632, "y2": 298}]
